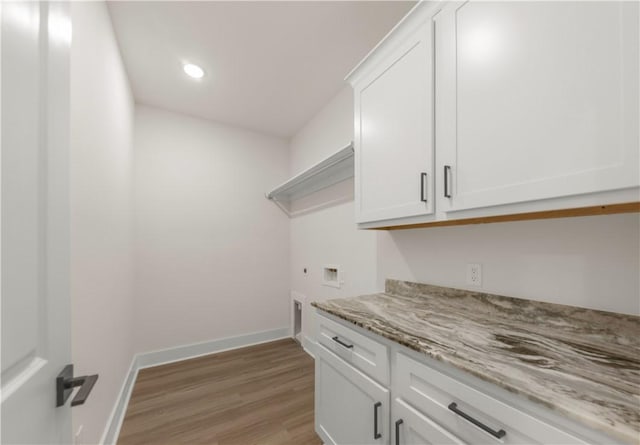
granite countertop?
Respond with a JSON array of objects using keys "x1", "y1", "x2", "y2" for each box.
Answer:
[{"x1": 311, "y1": 280, "x2": 640, "y2": 444}]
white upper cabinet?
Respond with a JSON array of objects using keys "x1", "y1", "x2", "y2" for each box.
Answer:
[
  {"x1": 435, "y1": 1, "x2": 639, "y2": 213},
  {"x1": 348, "y1": 5, "x2": 437, "y2": 224}
]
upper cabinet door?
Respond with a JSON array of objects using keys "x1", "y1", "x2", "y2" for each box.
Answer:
[
  {"x1": 351, "y1": 18, "x2": 435, "y2": 224},
  {"x1": 436, "y1": 1, "x2": 639, "y2": 213}
]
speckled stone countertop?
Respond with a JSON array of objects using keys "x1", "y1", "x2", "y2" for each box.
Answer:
[{"x1": 311, "y1": 280, "x2": 640, "y2": 444}]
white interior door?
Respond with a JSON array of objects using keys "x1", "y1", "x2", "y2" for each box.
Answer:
[{"x1": 1, "y1": 2, "x2": 72, "y2": 443}]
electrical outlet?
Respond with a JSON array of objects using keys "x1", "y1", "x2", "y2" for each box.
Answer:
[{"x1": 466, "y1": 263, "x2": 482, "y2": 286}]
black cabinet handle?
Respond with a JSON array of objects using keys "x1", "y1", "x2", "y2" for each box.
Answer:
[
  {"x1": 373, "y1": 402, "x2": 382, "y2": 439},
  {"x1": 420, "y1": 172, "x2": 428, "y2": 202},
  {"x1": 395, "y1": 419, "x2": 403, "y2": 445},
  {"x1": 332, "y1": 336, "x2": 353, "y2": 349},
  {"x1": 56, "y1": 364, "x2": 99, "y2": 407},
  {"x1": 444, "y1": 165, "x2": 452, "y2": 198},
  {"x1": 448, "y1": 402, "x2": 506, "y2": 439}
]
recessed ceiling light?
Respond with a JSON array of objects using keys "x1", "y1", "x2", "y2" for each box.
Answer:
[{"x1": 183, "y1": 63, "x2": 204, "y2": 79}]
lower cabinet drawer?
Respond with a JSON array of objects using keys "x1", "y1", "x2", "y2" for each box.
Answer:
[
  {"x1": 317, "y1": 311, "x2": 389, "y2": 385},
  {"x1": 395, "y1": 352, "x2": 589, "y2": 444},
  {"x1": 392, "y1": 398, "x2": 465, "y2": 445},
  {"x1": 316, "y1": 344, "x2": 390, "y2": 445}
]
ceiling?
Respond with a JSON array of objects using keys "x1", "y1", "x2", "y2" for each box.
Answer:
[{"x1": 107, "y1": 1, "x2": 415, "y2": 138}]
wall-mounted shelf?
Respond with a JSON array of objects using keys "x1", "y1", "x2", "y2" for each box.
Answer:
[{"x1": 266, "y1": 142, "x2": 354, "y2": 216}]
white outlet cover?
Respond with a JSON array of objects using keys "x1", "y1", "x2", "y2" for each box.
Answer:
[{"x1": 466, "y1": 263, "x2": 482, "y2": 286}]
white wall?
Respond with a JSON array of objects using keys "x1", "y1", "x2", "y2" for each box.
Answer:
[
  {"x1": 70, "y1": 2, "x2": 135, "y2": 444},
  {"x1": 133, "y1": 105, "x2": 290, "y2": 354},
  {"x1": 289, "y1": 87, "x2": 378, "y2": 347},
  {"x1": 378, "y1": 213, "x2": 640, "y2": 315}
]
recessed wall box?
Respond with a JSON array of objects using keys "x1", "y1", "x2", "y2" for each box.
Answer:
[{"x1": 322, "y1": 265, "x2": 342, "y2": 288}]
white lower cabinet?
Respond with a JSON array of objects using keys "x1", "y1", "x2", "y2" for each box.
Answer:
[
  {"x1": 394, "y1": 352, "x2": 588, "y2": 445},
  {"x1": 317, "y1": 312, "x2": 390, "y2": 386},
  {"x1": 315, "y1": 344, "x2": 390, "y2": 445},
  {"x1": 392, "y1": 398, "x2": 464, "y2": 445},
  {"x1": 315, "y1": 312, "x2": 622, "y2": 445}
]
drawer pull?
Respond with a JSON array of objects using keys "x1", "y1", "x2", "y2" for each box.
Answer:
[
  {"x1": 448, "y1": 402, "x2": 506, "y2": 439},
  {"x1": 332, "y1": 336, "x2": 353, "y2": 349},
  {"x1": 395, "y1": 419, "x2": 403, "y2": 445},
  {"x1": 373, "y1": 402, "x2": 382, "y2": 439}
]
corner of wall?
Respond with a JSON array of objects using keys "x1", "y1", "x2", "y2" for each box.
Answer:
[{"x1": 70, "y1": 2, "x2": 136, "y2": 443}]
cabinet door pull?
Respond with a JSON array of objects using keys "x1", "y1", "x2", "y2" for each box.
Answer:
[
  {"x1": 332, "y1": 336, "x2": 353, "y2": 349},
  {"x1": 420, "y1": 172, "x2": 428, "y2": 202},
  {"x1": 444, "y1": 165, "x2": 452, "y2": 198},
  {"x1": 448, "y1": 402, "x2": 506, "y2": 439},
  {"x1": 373, "y1": 402, "x2": 382, "y2": 439},
  {"x1": 395, "y1": 419, "x2": 403, "y2": 445}
]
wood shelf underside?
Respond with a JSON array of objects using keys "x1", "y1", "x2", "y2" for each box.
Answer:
[{"x1": 372, "y1": 202, "x2": 640, "y2": 231}]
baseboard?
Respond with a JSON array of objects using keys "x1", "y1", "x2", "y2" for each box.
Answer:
[
  {"x1": 136, "y1": 327, "x2": 290, "y2": 369},
  {"x1": 100, "y1": 355, "x2": 139, "y2": 445},
  {"x1": 302, "y1": 335, "x2": 317, "y2": 359},
  {"x1": 99, "y1": 327, "x2": 289, "y2": 444}
]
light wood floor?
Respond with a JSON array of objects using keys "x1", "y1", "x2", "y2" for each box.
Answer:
[{"x1": 117, "y1": 339, "x2": 322, "y2": 445}]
